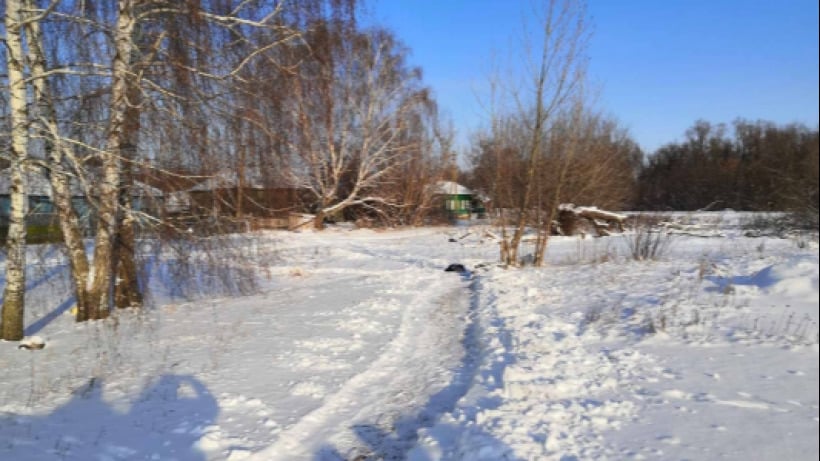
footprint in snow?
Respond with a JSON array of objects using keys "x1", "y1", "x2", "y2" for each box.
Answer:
[{"x1": 657, "y1": 435, "x2": 682, "y2": 445}]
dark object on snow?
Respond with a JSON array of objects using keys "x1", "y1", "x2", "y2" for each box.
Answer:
[
  {"x1": 448, "y1": 238, "x2": 458, "y2": 242},
  {"x1": 18, "y1": 337, "x2": 46, "y2": 350},
  {"x1": 444, "y1": 263, "x2": 467, "y2": 273}
]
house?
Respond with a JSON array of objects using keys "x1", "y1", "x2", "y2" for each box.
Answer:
[
  {"x1": 187, "y1": 170, "x2": 309, "y2": 220},
  {"x1": 0, "y1": 167, "x2": 55, "y2": 223},
  {"x1": 434, "y1": 181, "x2": 488, "y2": 221},
  {"x1": 0, "y1": 167, "x2": 164, "y2": 229},
  {"x1": 165, "y1": 190, "x2": 192, "y2": 215},
  {"x1": 129, "y1": 181, "x2": 165, "y2": 217}
]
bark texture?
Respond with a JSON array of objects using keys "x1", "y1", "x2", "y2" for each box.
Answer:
[
  {"x1": 87, "y1": 0, "x2": 136, "y2": 318},
  {"x1": 22, "y1": 0, "x2": 93, "y2": 321},
  {"x1": 1, "y1": 0, "x2": 29, "y2": 340}
]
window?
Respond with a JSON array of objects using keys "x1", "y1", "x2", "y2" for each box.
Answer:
[
  {"x1": 29, "y1": 196, "x2": 54, "y2": 213},
  {"x1": 0, "y1": 197, "x2": 10, "y2": 217}
]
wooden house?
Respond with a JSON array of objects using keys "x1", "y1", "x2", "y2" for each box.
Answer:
[
  {"x1": 187, "y1": 170, "x2": 310, "y2": 222},
  {"x1": 434, "y1": 181, "x2": 487, "y2": 221},
  {"x1": 0, "y1": 167, "x2": 164, "y2": 230}
]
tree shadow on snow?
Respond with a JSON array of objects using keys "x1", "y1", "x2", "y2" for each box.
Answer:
[
  {"x1": 24, "y1": 296, "x2": 75, "y2": 336},
  {"x1": 0, "y1": 374, "x2": 218, "y2": 461},
  {"x1": 704, "y1": 265, "x2": 777, "y2": 294},
  {"x1": 20, "y1": 240, "x2": 258, "y2": 336},
  {"x1": 0, "y1": 246, "x2": 75, "y2": 336}
]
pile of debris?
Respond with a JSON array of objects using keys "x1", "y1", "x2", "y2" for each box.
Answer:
[
  {"x1": 479, "y1": 204, "x2": 629, "y2": 240},
  {"x1": 555, "y1": 204, "x2": 627, "y2": 237}
]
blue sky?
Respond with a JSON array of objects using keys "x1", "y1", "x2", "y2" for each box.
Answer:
[{"x1": 363, "y1": 0, "x2": 819, "y2": 156}]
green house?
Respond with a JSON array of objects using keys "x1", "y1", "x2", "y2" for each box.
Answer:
[
  {"x1": 436, "y1": 181, "x2": 486, "y2": 220},
  {"x1": 1, "y1": 167, "x2": 164, "y2": 241}
]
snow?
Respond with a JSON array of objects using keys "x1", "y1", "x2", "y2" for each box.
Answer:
[
  {"x1": 562, "y1": 204, "x2": 628, "y2": 222},
  {"x1": 17, "y1": 336, "x2": 45, "y2": 350},
  {"x1": 1, "y1": 217, "x2": 818, "y2": 460},
  {"x1": 188, "y1": 171, "x2": 265, "y2": 191},
  {"x1": 435, "y1": 181, "x2": 473, "y2": 196}
]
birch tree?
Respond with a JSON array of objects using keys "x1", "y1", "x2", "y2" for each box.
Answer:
[
  {"x1": 78, "y1": 0, "x2": 136, "y2": 319},
  {"x1": 22, "y1": 0, "x2": 93, "y2": 319},
  {"x1": 1, "y1": 0, "x2": 29, "y2": 340},
  {"x1": 289, "y1": 26, "x2": 433, "y2": 228}
]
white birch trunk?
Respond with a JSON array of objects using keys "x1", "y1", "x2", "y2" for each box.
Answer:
[
  {"x1": 1, "y1": 0, "x2": 29, "y2": 341},
  {"x1": 22, "y1": 0, "x2": 93, "y2": 320},
  {"x1": 87, "y1": 0, "x2": 136, "y2": 318}
]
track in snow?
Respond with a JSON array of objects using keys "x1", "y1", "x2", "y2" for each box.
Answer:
[
  {"x1": 343, "y1": 275, "x2": 483, "y2": 460},
  {"x1": 250, "y1": 272, "x2": 482, "y2": 461}
]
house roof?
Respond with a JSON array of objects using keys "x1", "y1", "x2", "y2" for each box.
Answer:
[
  {"x1": 188, "y1": 169, "x2": 300, "y2": 192},
  {"x1": 435, "y1": 180, "x2": 472, "y2": 196},
  {"x1": 130, "y1": 181, "x2": 164, "y2": 197},
  {"x1": 165, "y1": 190, "x2": 191, "y2": 213},
  {"x1": 0, "y1": 167, "x2": 53, "y2": 196},
  {"x1": 189, "y1": 170, "x2": 265, "y2": 191},
  {"x1": 0, "y1": 167, "x2": 164, "y2": 198}
]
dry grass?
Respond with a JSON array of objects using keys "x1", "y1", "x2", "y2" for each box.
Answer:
[{"x1": 624, "y1": 214, "x2": 673, "y2": 261}]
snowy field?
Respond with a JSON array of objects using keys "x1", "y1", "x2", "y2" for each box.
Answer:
[{"x1": 0, "y1": 212, "x2": 818, "y2": 460}]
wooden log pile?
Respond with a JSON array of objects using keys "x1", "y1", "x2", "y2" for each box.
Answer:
[{"x1": 555, "y1": 204, "x2": 627, "y2": 237}]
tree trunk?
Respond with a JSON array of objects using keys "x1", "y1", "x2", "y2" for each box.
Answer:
[
  {"x1": 506, "y1": 47, "x2": 548, "y2": 266},
  {"x1": 111, "y1": 26, "x2": 146, "y2": 311},
  {"x1": 533, "y1": 176, "x2": 568, "y2": 266},
  {"x1": 22, "y1": 0, "x2": 93, "y2": 321},
  {"x1": 87, "y1": 0, "x2": 136, "y2": 319},
  {"x1": 114, "y1": 210, "x2": 142, "y2": 308},
  {"x1": 575, "y1": 207, "x2": 626, "y2": 233},
  {"x1": 314, "y1": 208, "x2": 326, "y2": 230},
  {"x1": 0, "y1": 166, "x2": 27, "y2": 341},
  {"x1": 111, "y1": 162, "x2": 142, "y2": 310},
  {"x1": 1, "y1": 0, "x2": 29, "y2": 341},
  {"x1": 236, "y1": 140, "x2": 246, "y2": 218},
  {"x1": 533, "y1": 89, "x2": 587, "y2": 266}
]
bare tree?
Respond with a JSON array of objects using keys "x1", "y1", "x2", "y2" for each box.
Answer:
[
  {"x1": 2, "y1": 0, "x2": 310, "y2": 323},
  {"x1": 395, "y1": 116, "x2": 452, "y2": 226},
  {"x1": 75, "y1": 0, "x2": 135, "y2": 319},
  {"x1": 288, "y1": 25, "x2": 434, "y2": 228},
  {"x1": 547, "y1": 113, "x2": 642, "y2": 210},
  {"x1": 637, "y1": 119, "x2": 818, "y2": 222},
  {"x1": 2, "y1": 0, "x2": 444, "y2": 332},
  {"x1": 487, "y1": 0, "x2": 590, "y2": 266},
  {"x1": 531, "y1": 90, "x2": 585, "y2": 265}
]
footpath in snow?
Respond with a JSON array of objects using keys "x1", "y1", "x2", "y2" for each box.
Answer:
[
  {"x1": 0, "y1": 228, "x2": 489, "y2": 460},
  {"x1": 413, "y1": 231, "x2": 819, "y2": 460},
  {"x1": 1, "y1": 220, "x2": 818, "y2": 460}
]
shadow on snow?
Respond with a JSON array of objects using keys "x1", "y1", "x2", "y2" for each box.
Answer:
[
  {"x1": 11, "y1": 238, "x2": 259, "y2": 336},
  {"x1": 0, "y1": 374, "x2": 218, "y2": 461}
]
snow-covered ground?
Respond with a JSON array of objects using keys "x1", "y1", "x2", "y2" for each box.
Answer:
[{"x1": 1, "y1": 212, "x2": 817, "y2": 460}]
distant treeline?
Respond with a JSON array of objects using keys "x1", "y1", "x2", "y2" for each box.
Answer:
[
  {"x1": 464, "y1": 117, "x2": 818, "y2": 220},
  {"x1": 636, "y1": 120, "x2": 818, "y2": 214}
]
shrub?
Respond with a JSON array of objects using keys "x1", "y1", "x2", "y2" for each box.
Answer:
[{"x1": 623, "y1": 214, "x2": 673, "y2": 261}]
